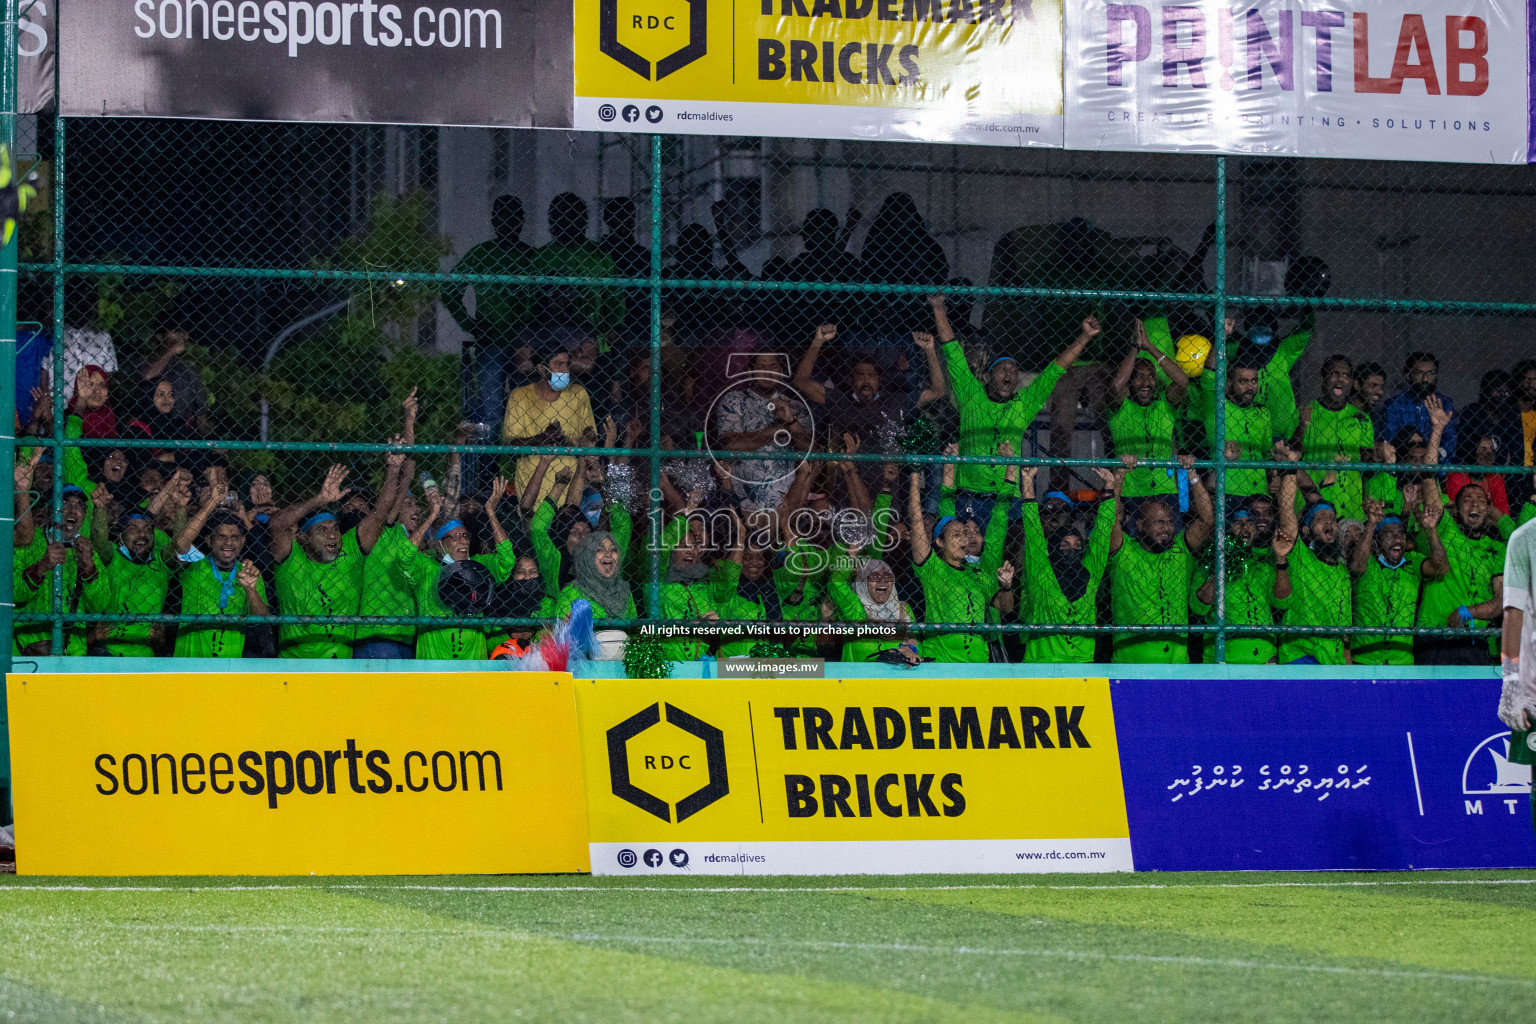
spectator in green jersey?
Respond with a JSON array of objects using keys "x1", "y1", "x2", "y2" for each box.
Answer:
[
  {"x1": 1191, "y1": 492, "x2": 1289, "y2": 664},
  {"x1": 933, "y1": 292, "x2": 1100, "y2": 520},
  {"x1": 1107, "y1": 317, "x2": 1189, "y2": 500},
  {"x1": 90, "y1": 505, "x2": 171, "y2": 657},
  {"x1": 1197, "y1": 309, "x2": 1314, "y2": 440},
  {"x1": 660, "y1": 529, "x2": 720, "y2": 661},
  {"x1": 828, "y1": 558, "x2": 917, "y2": 665},
  {"x1": 270, "y1": 464, "x2": 370, "y2": 659},
  {"x1": 1108, "y1": 455, "x2": 1213, "y2": 664},
  {"x1": 1417, "y1": 476, "x2": 1507, "y2": 665},
  {"x1": 1351, "y1": 495, "x2": 1450, "y2": 666},
  {"x1": 1200, "y1": 339, "x2": 1275, "y2": 502},
  {"x1": 394, "y1": 478, "x2": 518, "y2": 661},
  {"x1": 558, "y1": 531, "x2": 635, "y2": 622},
  {"x1": 170, "y1": 472, "x2": 269, "y2": 658},
  {"x1": 1274, "y1": 445, "x2": 1354, "y2": 665},
  {"x1": 12, "y1": 461, "x2": 111, "y2": 656},
  {"x1": 355, "y1": 453, "x2": 421, "y2": 661},
  {"x1": 907, "y1": 469, "x2": 1016, "y2": 663},
  {"x1": 1298, "y1": 354, "x2": 1375, "y2": 522},
  {"x1": 1018, "y1": 464, "x2": 1119, "y2": 664}
]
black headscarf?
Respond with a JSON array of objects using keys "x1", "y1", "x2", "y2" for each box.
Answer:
[
  {"x1": 736, "y1": 561, "x2": 782, "y2": 621},
  {"x1": 1048, "y1": 527, "x2": 1091, "y2": 603}
]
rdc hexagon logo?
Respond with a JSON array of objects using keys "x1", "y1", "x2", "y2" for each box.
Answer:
[
  {"x1": 607, "y1": 702, "x2": 728, "y2": 822},
  {"x1": 599, "y1": 0, "x2": 707, "y2": 81}
]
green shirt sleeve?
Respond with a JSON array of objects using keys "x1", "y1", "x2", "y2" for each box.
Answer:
[
  {"x1": 938, "y1": 487, "x2": 957, "y2": 517},
  {"x1": 1271, "y1": 329, "x2": 1312, "y2": 374},
  {"x1": 1012, "y1": 361, "x2": 1068, "y2": 432},
  {"x1": 608, "y1": 501, "x2": 633, "y2": 559},
  {"x1": 871, "y1": 492, "x2": 894, "y2": 555},
  {"x1": 1084, "y1": 499, "x2": 1117, "y2": 576},
  {"x1": 473, "y1": 538, "x2": 517, "y2": 582},
  {"x1": 828, "y1": 578, "x2": 865, "y2": 622},
  {"x1": 978, "y1": 494, "x2": 1010, "y2": 578},
  {"x1": 529, "y1": 499, "x2": 561, "y2": 600},
  {"x1": 710, "y1": 559, "x2": 742, "y2": 603},
  {"x1": 941, "y1": 340, "x2": 986, "y2": 409}
]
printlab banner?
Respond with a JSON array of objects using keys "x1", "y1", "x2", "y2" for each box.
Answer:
[
  {"x1": 1113, "y1": 676, "x2": 1536, "y2": 871},
  {"x1": 1064, "y1": 0, "x2": 1532, "y2": 162},
  {"x1": 60, "y1": 0, "x2": 572, "y2": 126},
  {"x1": 4, "y1": 672, "x2": 590, "y2": 874},
  {"x1": 573, "y1": 677, "x2": 1132, "y2": 875},
  {"x1": 572, "y1": 0, "x2": 1064, "y2": 146}
]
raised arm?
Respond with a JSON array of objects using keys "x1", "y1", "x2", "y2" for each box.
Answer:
[
  {"x1": 839, "y1": 434, "x2": 873, "y2": 515},
  {"x1": 12, "y1": 448, "x2": 41, "y2": 548},
  {"x1": 1275, "y1": 442, "x2": 1301, "y2": 548},
  {"x1": 1183, "y1": 455, "x2": 1215, "y2": 552},
  {"x1": 1351, "y1": 498, "x2": 1384, "y2": 576},
  {"x1": 1418, "y1": 498, "x2": 1450, "y2": 582},
  {"x1": 401, "y1": 387, "x2": 418, "y2": 446},
  {"x1": 912, "y1": 330, "x2": 948, "y2": 408},
  {"x1": 90, "y1": 484, "x2": 116, "y2": 562},
  {"x1": 1424, "y1": 395, "x2": 1451, "y2": 467},
  {"x1": 908, "y1": 470, "x2": 932, "y2": 566},
  {"x1": 174, "y1": 473, "x2": 228, "y2": 560},
  {"x1": 1139, "y1": 319, "x2": 1188, "y2": 404},
  {"x1": 791, "y1": 324, "x2": 835, "y2": 405},
  {"x1": 1054, "y1": 315, "x2": 1102, "y2": 370},
  {"x1": 358, "y1": 452, "x2": 405, "y2": 555},
  {"x1": 484, "y1": 476, "x2": 511, "y2": 548},
  {"x1": 521, "y1": 454, "x2": 555, "y2": 514},
  {"x1": 269, "y1": 464, "x2": 351, "y2": 538},
  {"x1": 1109, "y1": 343, "x2": 1138, "y2": 410}
]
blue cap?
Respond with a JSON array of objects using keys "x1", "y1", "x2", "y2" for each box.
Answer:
[
  {"x1": 433, "y1": 519, "x2": 466, "y2": 541},
  {"x1": 1232, "y1": 509, "x2": 1252, "y2": 520},
  {"x1": 932, "y1": 515, "x2": 957, "y2": 542},
  {"x1": 300, "y1": 512, "x2": 336, "y2": 532},
  {"x1": 1301, "y1": 502, "x2": 1336, "y2": 527},
  {"x1": 61, "y1": 484, "x2": 86, "y2": 498}
]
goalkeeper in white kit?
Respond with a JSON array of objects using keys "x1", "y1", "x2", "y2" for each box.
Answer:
[{"x1": 1498, "y1": 517, "x2": 1536, "y2": 803}]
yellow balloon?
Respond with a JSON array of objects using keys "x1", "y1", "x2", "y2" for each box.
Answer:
[{"x1": 1175, "y1": 334, "x2": 1210, "y2": 378}]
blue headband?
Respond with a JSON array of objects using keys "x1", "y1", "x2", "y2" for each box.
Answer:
[
  {"x1": 433, "y1": 519, "x2": 465, "y2": 541},
  {"x1": 1232, "y1": 509, "x2": 1252, "y2": 520},
  {"x1": 120, "y1": 510, "x2": 152, "y2": 525},
  {"x1": 300, "y1": 512, "x2": 336, "y2": 532},
  {"x1": 1302, "y1": 502, "x2": 1336, "y2": 527},
  {"x1": 987, "y1": 356, "x2": 1017, "y2": 373},
  {"x1": 61, "y1": 484, "x2": 85, "y2": 497},
  {"x1": 1042, "y1": 490, "x2": 1074, "y2": 507},
  {"x1": 932, "y1": 515, "x2": 957, "y2": 542},
  {"x1": 1375, "y1": 515, "x2": 1403, "y2": 530}
]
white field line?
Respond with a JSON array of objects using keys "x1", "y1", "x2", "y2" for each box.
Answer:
[
  {"x1": 17, "y1": 922, "x2": 1533, "y2": 987},
  {"x1": 3, "y1": 878, "x2": 1536, "y2": 894}
]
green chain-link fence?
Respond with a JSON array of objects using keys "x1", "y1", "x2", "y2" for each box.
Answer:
[{"x1": 5, "y1": 116, "x2": 1532, "y2": 671}]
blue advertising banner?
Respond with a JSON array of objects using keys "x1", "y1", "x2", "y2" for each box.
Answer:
[{"x1": 1112, "y1": 677, "x2": 1536, "y2": 871}]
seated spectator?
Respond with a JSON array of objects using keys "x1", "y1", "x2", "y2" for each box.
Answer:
[
  {"x1": 1457, "y1": 369, "x2": 1521, "y2": 472},
  {"x1": 1108, "y1": 456, "x2": 1213, "y2": 663},
  {"x1": 559, "y1": 531, "x2": 635, "y2": 621},
  {"x1": 1446, "y1": 436, "x2": 1511, "y2": 518},
  {"x1": 88, "y1": 500, "x2": 172, "y2": 658},
  {"x1": 1019, "y1": 464, "x2": 1118, "y2": 664},
  {"x1": 1382, "y1": 351, "x2": 1456, "y2": 462},
  {"x1": 1350, "y1": 361, "x2": 1387, "y2": 421},
  {"x1": 11, "y1": 454, "x2": 110, "y2": 657},
  {"x1": 1351, "y1": 496, "x2": 1449, "y2": 666},
  {"x1": 1107, "y1": 318, "x2": 1189, "y2": 500},
  {"x1": 171, "y1": 474, "x2": 270, "y2": 658},
  {"x1": 934, "y1": 293, "x2": 1099, "y2": 521},
  {"x1": 660, "y1": 531, "x2": 719, "y2": 661},
  {"x1": 828, "y1": 558, "x2": 917, "y2": 665},
  {"x1": 269, "y1": 465, "x2": 372, "y2": 659}
]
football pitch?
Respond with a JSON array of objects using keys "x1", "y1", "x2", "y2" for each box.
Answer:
[{"x1": 2, "y1": 871, "x2": 1534, "y2": 1023}]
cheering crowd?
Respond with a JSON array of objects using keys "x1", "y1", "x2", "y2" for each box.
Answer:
[{"x1": 11, "y1": 192, "x2": 1536, "y2": 666}]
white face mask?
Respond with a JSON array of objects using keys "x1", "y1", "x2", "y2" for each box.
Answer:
[{"x1": 549, "y1": 371, "x2": 571, "y2": 392}]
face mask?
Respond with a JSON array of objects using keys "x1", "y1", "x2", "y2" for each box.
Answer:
[
  {"x1": 583, "y1": 509, "x2": 601, "y2": 528},
  {"x1": 441, "y1": 552, "x2": 457, "y2": 566},
  {"x1": 964, "y1": 554, "x2": 980, "y2": 565},
  {"x1": 549, "y1": 371, "x2": 571, "y2": 392},
  {"x1": 498, "y1": 577, "x2": 545, "y2": 618},
  {"x1": 1378, "y1": 553, "x2": 1407, "y2": 570}
]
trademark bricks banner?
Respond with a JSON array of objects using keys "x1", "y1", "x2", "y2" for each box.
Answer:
[
  {"x1": 1065, "y1": 0, "x2": 1532, "y2": 162},
  {"x1": 1113, "y1": 676, "x2": 1536, "y2": 871},
  {"x1": 60, "y1": 0, "x2": 572, "y2": 127},
  {"x1": 573, "y1": 0, "x2": 1064, "y2": 147},
  {"x1": 5, "y1": 672, "x2": 590, "y2": 874},
  {"x1": 573, "y1": 677, "x2": 1132, "y2": 875}
]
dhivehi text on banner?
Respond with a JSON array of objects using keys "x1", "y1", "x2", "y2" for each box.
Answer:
[
  {"x1": 573, "y1": 677, "x2": 1131, "y2": 875},
  {"x1": 572, "y1": 0, "x2": 1064, "y2": 146},
  {"x1": 5, "y1": 672, "x2": 590, "y2": 875},
  {"x1": 1064, "y1": 0, "x2": 1531, "y2": 162},
  {"x1": 60, "y1": 0, "x2": 573, "y2": 127}
]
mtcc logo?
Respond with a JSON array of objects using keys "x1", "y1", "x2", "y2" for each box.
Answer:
[
  {"x1": 1463, "y1": 731, "x2": 1532, "y2": 796},
  {"x1": 599, "y1": 0, "x2": 707, "y2": 80},
  {"x1": 607, "y1": 702, "x2": 728, "y2": 822}
]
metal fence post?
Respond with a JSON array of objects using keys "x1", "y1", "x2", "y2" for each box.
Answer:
[
  {"x1": 646, "y1": 134, "x2": 663, "y2": 621},
  {"x1": 1212, "y1": 156, "x2": 1228, "y2": 664},
  {"x1": 0, "y1": 0, "x2": 19, "y2": 822}
]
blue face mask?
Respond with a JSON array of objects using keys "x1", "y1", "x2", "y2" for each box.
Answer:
[
  {"x1": 549, "y1": 371, "x2": 571, "y2": 392},
  {"x1": 964, "y1": 554, "x2": 980, "y2": 565}
]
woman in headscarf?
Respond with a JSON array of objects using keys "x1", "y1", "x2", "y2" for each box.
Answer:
[
  {"x1": 659, "y1": 529, "x2": 719, "y2": 660},
  {"x1": 68, "y1": 364, "x2": 117, "y2": 438},
  {"x1": 828, "y1": 557, "x2": 916, "y2": 664},
  {"x1": 558, "y1": 530, "x2": 635, "y2": 621},
  {"x1": 1017, "y1": 465, "x2": 1118, "y2": 664},
  {"x1": 126, "y1": 378, "x2": 190, "y2": 440}
]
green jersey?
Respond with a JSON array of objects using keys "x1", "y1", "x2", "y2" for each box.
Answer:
[
  {"x1": 659, "y1": 581, "x2": 718, "y2": 660},
  {"x1": 97, "y1": 532, "x2": 173, "y2": 657},
  {"x1": 174, "y1": 555, "x2": 267, "y2": 658},
  {"x1": 1189, "y1": 330, "x2": 1312, "y2": 439},
  {"x1": 557, "y1": 582, "x2": 636, "y2": 621},
  {"x1": 711, "y1": 561, "x2": 769, "y2": 659},
  {"x1": 1302, "y1": 400, "x2": 1374, "y2": 521},
  {"x1": 943, "y1": 340, "x2": 1065, "y2": 494},
  {"x1": 1364, "y1": 472, "x2": 1402, "y2": 516},
  {"x1": 1353, "y1": 551, "x2": 1426, "y2": 666},
  {"x1": 1110, "y1": 533, "x2": 1193, "y2": 664},
  {"x1": 1108, "y1": 397, "x2": 1179, "y2": 497},
  {"x1": 1020, "y1": 499, "x2": 1114, "y2": 663},
  {"x1": 1417, "y1": 516, "x2": 1505, "y2": 633},
  {"x1": 357, "y1": 525, "x2": 418, "y2": 648},
  {"x1": 1277, "y1": 540, "x2": 1351, "y2": 664},
  {"x1": 914, "y1": 554, "x2": 998, "y2": 663},
  {"x1": 1191, "y1": 548, "x2": 1278, "y2": 664},
  {"x1": 274, "y1": 528, "x2": 365, "y2": 659},
  {"x1": 12, "y1": 529, "x2": 112, "y2": 655},
  {"x1": 1199, "y1": 372, "x2": 1274, "y2": 497},
  {"x1": 532, "y1": 498, "x2": 632, "y2": 602},
  {"x1": 827, "y1": 578, "x2": 912, "y2": 664},
  {"x1": 394, "y1": 540, "x2": 517, "y2": 660}
]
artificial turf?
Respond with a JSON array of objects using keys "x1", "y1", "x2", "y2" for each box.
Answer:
[{"x1": 1, "y1": 871, "x2": 1534, "y2": 1023}]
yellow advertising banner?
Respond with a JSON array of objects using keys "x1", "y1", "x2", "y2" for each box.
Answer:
[
  {"x1": 574, "y1": 677, "x2": 1131, "y2": 874},
  {"x1": 5, "y1": 672, "x2": 590, "y2": 875},
  {"x1": 572, "y1": 0, "x2": 1063, "y2": 145}
]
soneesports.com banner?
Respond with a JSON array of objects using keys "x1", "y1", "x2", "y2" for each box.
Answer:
[
  {"x1": 574, "y1": 677, "x2": 1134, "y2": 875},
  {"x1": 4, "y1": 672, "x2": 590, "y2": 874},
  {"x1": 60, "y1": 0, "x2": 573, "y2": 126},
  {"x1": 1113, "y1": 676, "x2": 1536, "y2": 871},
  {"x1": 1064, "y1": 0, "x2": 1532, "y2": 162},
  {"x1": 572, "y1": 0, "x2": 1065, "y2": 146}
]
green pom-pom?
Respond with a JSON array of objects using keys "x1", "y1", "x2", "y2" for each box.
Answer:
[
  {"x1": 749, "y1": 642, "x2": 792, "y2": 659},
  {"x1": 623, "y1": 634, "x2": 675, "y2": 679},
  {"x1": 901, "y1": 416, "x2": 940, "y2": 459}
]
